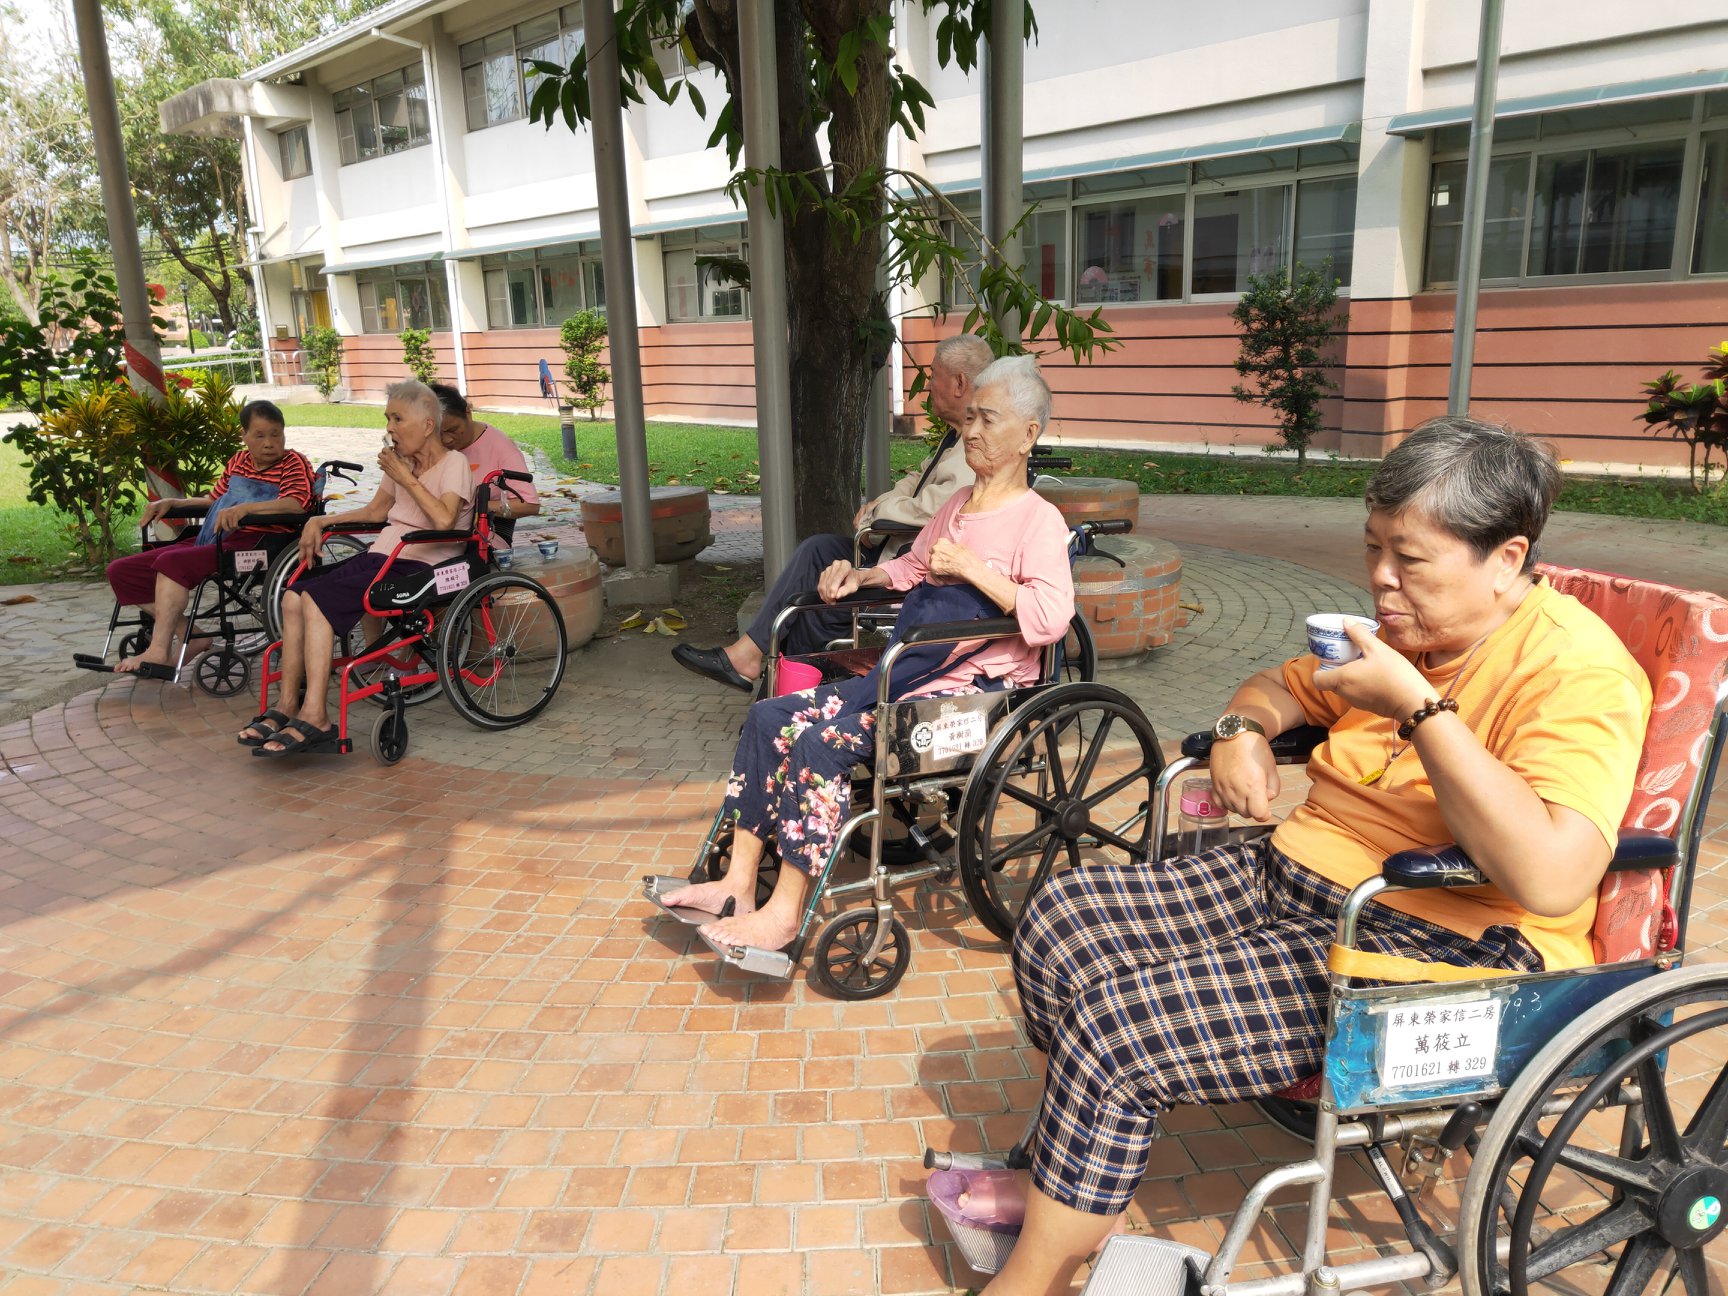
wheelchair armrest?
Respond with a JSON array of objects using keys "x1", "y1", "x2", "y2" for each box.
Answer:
[
  {"x1": 1179, "y1": 724, "x2": 1328, "y2": 765},
  {"x1": 898, "y1": 616, "x2": 1022, "y2": 647},
  {"x1": 399, "y1": 528, "x2": 471, "y2": 544},
  {"x1": 1385, "y1": 828, "x2": 1677, "y2": 892},
  {"x1": 863, "y1": 520, "x2": 922, "y2": 540},
  {"x1": 782, "y1": 589, "x2": 904, "y2": 612},
  {"x1": 162, "y1": 502, "x2": 211, "y2": 519}
]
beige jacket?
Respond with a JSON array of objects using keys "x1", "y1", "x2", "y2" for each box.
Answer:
[{"x1": 858, "y1": 432, "x2": 975, "y2": 530}]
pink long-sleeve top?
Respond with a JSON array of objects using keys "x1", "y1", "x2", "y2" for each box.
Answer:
[{"x1": 873, "y1": 486, "x2": 1076, "y2": 693}]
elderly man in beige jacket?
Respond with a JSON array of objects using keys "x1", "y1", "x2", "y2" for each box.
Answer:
[{"x1": 672, "y1": 333, "x2": 994, "y2": 692}]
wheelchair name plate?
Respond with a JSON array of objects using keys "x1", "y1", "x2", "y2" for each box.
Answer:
[
  {"x1": 1378, "y1": 997, "x2": 1499, "y2": 1088},
  {"x1": 913, "y1": 711, "x2": 988, "y2": 763},
  {"x1": 433, "y1": 563, "x2": 472, "y2": 596},
  {"x1": 233, "y1": 549, "x2": 268, "y2": 572},
  {"x1": 884, "y1": 691, "x2": 1019, "y2": 778}
]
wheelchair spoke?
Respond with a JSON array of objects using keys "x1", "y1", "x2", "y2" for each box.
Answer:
[
  {"x1": 1682, "y1": 1061, "x2": 1728, "y2": 1153},
  {"x1": 1018, "y1": 834, "x2": 1065, "y2": 905},
  {"x1": 1634, "y1": 1050, "x2": 1683, "y2": 1161},
  {"x1": 999, "y1": 778, "x2": 1060, "y2": 818},
  {"x1": 1549, "y1": 1144, "x2": 1662, "y2": 1195},
  {"x1": 1080, "y1": 765, "x2": 1153, "y2": 814},
  {"x1": 1080, "y1": 821, "x2": 1145, "y2": 855},
  {"x1": 1603, "y1": 1232, "x2": 1670, "y2": 1296},
  {"x1": 1068, "y1": 711, "x2": 1115, "y2": 796},
  {"x1": 1524, "y1": 1198, "x2": 1648, "y2": 1280},
  {"x1": 1040, "y1": 725, "x2": 1071, "y2": 799},
  {"x1": 1673, "y1": 1246, "x2": 1712, "y2": 1296},
  {"x1": 993, "y1": 816, "x2": 1058, "y2": 865}
]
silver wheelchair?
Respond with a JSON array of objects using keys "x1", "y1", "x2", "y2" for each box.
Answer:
[
  {"x1": 644, "y1": 517, "x2": 1165, "y2": 999},
  {"x1": 928, "y1": 564, "x2": 1728, "y2": 1296}
]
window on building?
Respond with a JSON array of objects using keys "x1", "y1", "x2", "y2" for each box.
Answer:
[
  {"x1": 334, "y1": 65, "x2": 428, "y2": 165},
  {"x1": 941, "y1": 186, "x2": 1072, "y2": 308},
  {"x1": 1192, "y1": 186, "x2": 1291, "y2": 295},
  {"x1": 1695, "y1": 130, "x2": 1728, "y2": 275},
  {"x1": 479, "y1": 242, "x2": 605, "y2": 328},
  {"x1": 663, "y1": 227, "x2": 748, "y2": 321},
  {"x1": 1425, "y1": 155, "x2": 1531, "y2": 285},
  {"x1": 460, "y1": 6, "x2": 585, "y2": 132},
  {"x1": 1529, "y1": 142, "x2": 1684, "y2": 276},
  {"x1": 1294, "y1": 176, "x2": 1358, "y2": 283},
  {"x1": 278, "y1": 125, "x2": 312, "y2": 180},
  {"x1": 356, "y1": 263, "x2": 449, "y2": 332},
  {"x1": 1075, "y1": 193, "x2": 1186, "y2": 304}
]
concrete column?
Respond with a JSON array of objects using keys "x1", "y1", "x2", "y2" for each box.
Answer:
[
  {"x1": 584, "y1": 0, "x2": 675, "y2": 602},
  {"x1": 239, "y1": 116, "x2": 277, "y2": 383},
  {"x1": 982, "y1": 0, "x2": 1023, "y2": 343},
  {"x1": 1448, "y1": 0, "x2": 1506, "y2": 415},
  {"x1": 71, "y1": 0, "x2": 167, "y2": 404},
  {"x1": 739, "y1": 0, "x2": 796, "y2": 581}
]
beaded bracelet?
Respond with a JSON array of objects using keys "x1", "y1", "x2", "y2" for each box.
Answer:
[{"x1": 1397, "y1": 696, "x2": 1459, "y2": 740}]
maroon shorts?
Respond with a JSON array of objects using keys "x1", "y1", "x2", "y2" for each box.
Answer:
[
  {"x1": 106, "y1": 532, "x2": 276, "y2": 606},
  {"x1": 292, "y1": 552, "x2": 432, "y2": 639}
]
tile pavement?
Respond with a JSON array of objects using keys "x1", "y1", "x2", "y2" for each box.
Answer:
[{"x1": 0, "y1": 478, "x2": 1726, "y2": 1294}]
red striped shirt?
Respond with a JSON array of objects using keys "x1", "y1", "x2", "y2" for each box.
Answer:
[{"x1": 212, "y1": 449, "x2": 315, "y2": 510}]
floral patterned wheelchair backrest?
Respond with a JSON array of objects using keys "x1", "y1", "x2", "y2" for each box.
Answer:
[{"x1": 1537, "y1": 564, "x2": 1728, "y2": 962}]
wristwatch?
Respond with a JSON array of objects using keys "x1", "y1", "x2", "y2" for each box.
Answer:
[{"x1": 1213, "y1": 713, "x2": 1267, "y2": 743}]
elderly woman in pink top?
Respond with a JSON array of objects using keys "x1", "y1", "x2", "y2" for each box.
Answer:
[
  {"x1": 661, "y1": 354, "x2": 1075, "y2": 952},
  {"x1": 241, "y1": 379, "x2": 473, "y2": 757}
]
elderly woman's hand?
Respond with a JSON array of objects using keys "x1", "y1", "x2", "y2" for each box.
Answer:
[
  {"x1": 927, "y1": 538, "x2": 980, "y2": 583},
  {"x1": 378, "y1": 447, "x2": 417, "y2": 487},
  {"x1": 297, "y1": 516, "x2": 325, "y2": 567},
  {"x1": 140, "y1": 498, "x2": 172, "y2": 527},
  {"x1": 1311, "y1": 621, "x2": 1431, "y2": 722},
  {"x1": 819, "y1": 559, "x2": 864, "y2": 604}
]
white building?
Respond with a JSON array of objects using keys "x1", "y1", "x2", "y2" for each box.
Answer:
[{"x1": 165, "y1": 0, "x2": 1728, "y2": 466}]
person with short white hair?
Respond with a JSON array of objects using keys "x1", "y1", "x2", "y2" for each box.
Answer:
[
  {"x1": 240, "y1": 379, "x2": 473, "y2": 757},
  {"x1": 673, "y1": 332, "x2": 996, "y2": 692}
]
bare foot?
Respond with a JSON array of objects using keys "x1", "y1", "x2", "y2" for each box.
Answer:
[
  {"x1": 700, "y1": 905, "x2": 799, "y2": 951},
  {"x1": 115, "y1": 645, "x2": 173, "y2": 674},
  {"x1": 659, "y1": 879, "x2": 755, "y2": 918}
]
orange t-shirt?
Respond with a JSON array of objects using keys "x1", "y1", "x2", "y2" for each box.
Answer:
[{"x1": 1270, "y1": 579, "x2": 1651, "y2": 970}]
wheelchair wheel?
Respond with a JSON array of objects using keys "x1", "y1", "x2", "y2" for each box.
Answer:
[
  {"x1": 1060, "y1": 613, "x2": 1097, "y2": 685},
  {"x1": 955, "y1": 684, "x2": 1162, "y2": 941},
  {"x1": 118, "y1": 629, "x2": 151, "y2": 659},
  {"x1": 689, "y1": 824, "x2": 779, "y2": 912},
  {"x1": 438, "y1": 573, "x2": 568, "y2": 730},
  {"x1": 371, "y1": 712, "x2": 409, "y2": 766},
  {"x1": 261, "y1": 530, "x2": 369, "y2": 642},
  {"x1": 1459, "y1": 962, "x2": 1728, "y2": 1296},
  {"x1": 194, "y1": 647, "x2": 250, "y2": 697},
  {"x1": 350, "y1": 641, "x2": 444, "y2": 711},
  {"x1": 810, "y1": 907, "x2": 911, "y2": 1000}
]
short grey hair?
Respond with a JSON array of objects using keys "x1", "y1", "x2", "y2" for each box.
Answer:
[
  {"x1": 974, "y1": 353, "x2": 1051, "y2": 432},
  {"x1": 933, "y1": 333, "x2": 993, "y2": 382},
  {"x1": 1364, "y1": 416, "x2": 1561, "y2": 572},
  {"x1": 384, "y1": 378, "x2": 441, "y2": 429}
]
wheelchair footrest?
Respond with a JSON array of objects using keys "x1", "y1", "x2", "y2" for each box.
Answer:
[
  {"x1": 1080, "y1": 1237, "x2": 1209, "y2": 1296},
  {"x1": 72, "y1": 654, "x2": 113, "y2": 673},
  {"x1": 698, "y1": 929, "x2": 795, "y2": 979},
  {"x1": 643, "y1": 875, "x2": 736, "y2": 926}
]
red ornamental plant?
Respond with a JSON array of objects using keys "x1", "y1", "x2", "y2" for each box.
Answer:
[{"x1": 1639, "y1": 342, "x2": 1728, "y2": 491}]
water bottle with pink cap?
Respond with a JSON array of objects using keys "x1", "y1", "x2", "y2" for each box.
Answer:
[{"x1": 1176, "y1": 776, "x2": 1230, "y2": 854}]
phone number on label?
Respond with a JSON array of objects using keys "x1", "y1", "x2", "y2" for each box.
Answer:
[{"x1": 1383, "y1": 1057, "x2": 1491, "y2": 1083}]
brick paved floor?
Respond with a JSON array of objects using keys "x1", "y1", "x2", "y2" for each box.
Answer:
[{"x1": 3, "y1": 472, "x2": 1727, "y2": 1294}]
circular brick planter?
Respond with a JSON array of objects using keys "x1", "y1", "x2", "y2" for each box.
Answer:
[
  {"x1": 1074, "y1": 534, "x2": 1184, "y2": 659},
  {"x1": 1034, "y1": 476, "x2": 1140, "y2": 532},
  {"x1": 498, "y1": 548, "x2": 604, "y2": 656},
  {"x1": 579, "y1": 485, "x2": 714, "y2": 566}
]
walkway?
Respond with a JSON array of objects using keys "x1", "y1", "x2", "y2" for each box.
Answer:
[{"x1": 0, "y1": 466, "x2": 1725, "y2": 1294}]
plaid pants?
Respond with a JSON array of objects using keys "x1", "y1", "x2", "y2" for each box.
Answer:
[{"x1": 1012, "y1": 837, "x2": 1542, "y2": 1215}]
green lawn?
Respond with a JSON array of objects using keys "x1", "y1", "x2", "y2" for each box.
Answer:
[{"x1": 4, "y1": 401, "x2": 1724, "y2": 586}]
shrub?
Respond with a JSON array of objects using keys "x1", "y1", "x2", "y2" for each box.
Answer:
[
  {"x1": 302, "y1": 325, "x2": 344, "y2": 400},
  {"x1": 1230, "y1": 261, "x2": 1348, "y2": 470},
  {"x1": 1639, "y1": 343, "x2": 1728, "y2": 491},
  {"x1": 400, "y1": 327, "x2": 439, "y2": 384},
  {"x1": 559, "y1": 311, "x2": 609, "y2": 419}
]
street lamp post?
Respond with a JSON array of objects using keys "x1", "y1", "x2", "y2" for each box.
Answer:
[{"x1": 180, "y1": 281, "x2": 196, "y2": 355}]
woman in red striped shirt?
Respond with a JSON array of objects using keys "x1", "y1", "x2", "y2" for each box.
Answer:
[{"x1": 107, "y1": 400, "x2": 315, "y2": 678}]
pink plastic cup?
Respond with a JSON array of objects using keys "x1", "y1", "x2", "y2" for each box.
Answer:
[{"x1": 774, "y1": 659, "x2": 823, "y2": 696}]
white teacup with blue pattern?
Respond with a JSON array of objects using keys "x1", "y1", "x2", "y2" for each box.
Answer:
[{"x1": 1306, "y1": 613, "x2": 1380, "y2": 669}]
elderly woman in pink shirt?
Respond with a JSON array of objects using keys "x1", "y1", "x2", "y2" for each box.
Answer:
[{"x1": 661, "y1": 354, "x2": 1075, "y2": 952}]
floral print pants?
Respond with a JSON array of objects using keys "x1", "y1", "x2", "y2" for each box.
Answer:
[{"x1": 722, "y1": 676, "x2": 983, "y2": 878}]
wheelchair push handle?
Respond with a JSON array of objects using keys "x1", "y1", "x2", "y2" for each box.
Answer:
[
  {"x1": 1081, "y1": 518, "x2": 1132, "y2": 537},
  {"x1": 320, "y1": 459, "x2": 364, "y2": 483}
]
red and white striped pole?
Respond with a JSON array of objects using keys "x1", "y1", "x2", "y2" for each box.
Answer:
[{"x1": 71, "y1": 0, "x2": 185, "y2": 504}]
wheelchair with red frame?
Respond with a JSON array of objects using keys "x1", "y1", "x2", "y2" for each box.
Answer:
[
  {"x1": 73, "y1": 460, "x2": 366, "y2": 697},
  {"x1": 923, "y1": 565, "x2": 1728, "y2": 1296},
  {"x1": 259, "y1": 469, "x2": 569, "y2": 764}
]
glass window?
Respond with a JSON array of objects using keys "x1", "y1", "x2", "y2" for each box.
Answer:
[
  {"x1": 1192, "y1": 186, "x2": 1290, "y2": 294},
  {"x1": 1075, "y1": 194, "x2": 1186, "y2": 304},
  {"x1": 1530, "y1": 142, "x2": 1683, "y2": 276},
  {"x1": 538, "y1": 253, "x2": 584, "y2": 324},
  {"x1": 1023, "y1": 207, "x2": 1067, "y2": 302},
  {"x1": 355, "y1": 266, "x2": 448, "y2": 333},
  {"x1": 1294, "y1": 175, "x2": 1357, "y2": 285},
  {"x1": 373, "y1": 70, "x2": 411, "y2": 154},
  {"x1": 405, "y1": 64, "x2": 430, "y2": 146},
  {"x1": 278, "y1": 125, "x2": 311, "y2": 180},
  {"x1": 348, "y1": 81, "x2": 379, "y2": 161},
  {"x1": 332, "y1": 66, "x2": 426, "y2": 165},
  {"x1": 663, "y1": 228, "x2": 748, "y2": 321},
  {"x1": 1693, "y1": 131, "x2": 1728, "y2": 274},
  {"x1": 517, "y1": 13, "x2": 563, "y2": 98},
  {"x1": 483, "y1": 268, "x2": 511, "y2": 328},
  {"x1": 461, "y1": 31, "x2": 523, "y2": 129},
  {"x1": 583, "y1": 256, "x2": 605, "y2": 311},
  {"x1": 1709, "y1": 91, "x2": 1728, "y2": 121},
  {"x1": 1425, "y1": 155, "x2": 1531, "y2": 286}
]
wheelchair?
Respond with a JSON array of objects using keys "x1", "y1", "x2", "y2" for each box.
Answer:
[
  {"x1": 643, "y1": 516, "x2": 1166, "y2": 999},
  {"x1": 925, "y1": 564, "x2": 1728, "y2": 1296},
  {"x1": 258, "y1": 469, "x2": 569, "y2": 764},
  {"x1": 72, "y1": 460, "x2": 365, "y2": 697}
]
